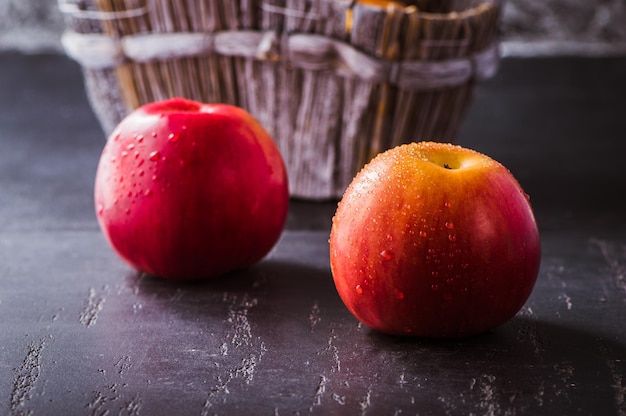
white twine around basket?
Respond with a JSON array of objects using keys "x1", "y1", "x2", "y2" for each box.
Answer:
[{"x1": 61, "y1": 29, "x2": 499, "y2": 90}]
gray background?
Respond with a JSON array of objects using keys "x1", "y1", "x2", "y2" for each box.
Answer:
[{"x1": 1, "y1": 0, "x2": 626, "y2": 56}]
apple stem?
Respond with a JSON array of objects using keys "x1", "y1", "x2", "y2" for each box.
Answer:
[{"x1": 444, "y1": 164, "x2": 452, "y2": 169}]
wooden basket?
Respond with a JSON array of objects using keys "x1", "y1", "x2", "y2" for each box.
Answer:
[{"x1": 59, "y1": 0, "x2": 502, "y2": 199}]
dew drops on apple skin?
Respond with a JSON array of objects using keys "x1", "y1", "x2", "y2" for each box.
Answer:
[
  {"x1": 149, "y1": 150, "x2": 160, "y2": 161},
  {"x1": 380, "y1": 249, "x2": 394, "y2": 261},
  {"x1": 356, "y1": 285, "x2": 364, "y2": 295}
]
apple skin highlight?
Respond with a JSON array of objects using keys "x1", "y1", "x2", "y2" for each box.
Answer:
[
  {"x1": 95, "y1": 98, "x2": 289, "y2": 281},
  {"x1": 329, "y1": 142, "x2": 541, "y2": 338}
]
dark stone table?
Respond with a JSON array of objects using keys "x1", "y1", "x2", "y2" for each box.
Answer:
[{"x1": 1, "y1": 52, "x2": 625, "y2": 415}]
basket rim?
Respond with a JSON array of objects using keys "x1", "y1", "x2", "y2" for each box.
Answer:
[{"x1": 58, "y1": 0, "x2": 501, "y2": 22}]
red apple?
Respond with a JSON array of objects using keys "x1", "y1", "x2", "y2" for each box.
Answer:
[
  {"x1": 329, "y1": 142, "x2": 541, "y2": 338},
  {"x1": 94, "y1": 98, "x2": 289, "y2": 281}
]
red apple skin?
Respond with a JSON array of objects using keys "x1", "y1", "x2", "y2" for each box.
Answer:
[
  {"x1": 329, "y1": 142, "x2": 541, "y2": 338},
  {"x1": 95, "y1": 98, "x2": 289, "y2": 281}
]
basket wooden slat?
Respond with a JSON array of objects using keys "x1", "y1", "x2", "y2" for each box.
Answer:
[{"x1": 59, "y1": 0, "x2": 502, "y2": 199}]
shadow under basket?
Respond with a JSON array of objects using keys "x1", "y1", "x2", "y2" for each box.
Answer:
[{"x1": 60, "y1": 0, "x2": 502, "y2": 199}]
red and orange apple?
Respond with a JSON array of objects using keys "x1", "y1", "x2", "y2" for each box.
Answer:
[
  {"x1": 329, "y1": 142, "x2": 541, "y2": 338},
  {"x1": 95, "y1": 98, "x2": 289, "y2": 281}
]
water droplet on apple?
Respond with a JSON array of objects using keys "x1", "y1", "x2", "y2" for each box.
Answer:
[
  {"x1": 121, "y1": 150, "x2": 129, "y2": 157},
  {"x1": 168, "y1": 132, "x2": 180, "y2": 143},
  {"x1": 149, "y1": 151, "x2": 160, "y2": 161},
  {"x1": 356, "y1": 285, "x2": 364, "y2": 294},
  {"x1": 432, "y1": 271, "x2": 439, "y2": 278},
  {"x1": 380, "y1": 250, "x2": 394, "y2": 261},
  {"x1": 127, "y1": 191, "x2": 133, "y2": 198},
  {"x1": 448, "y1": 234, "x2": 457, "y2": 242},
  {"x1": 431, "y1": 284, "x2": 440, "y2": 291},
  {"x1": 444, "y1": 202, "x2": 452, "y2": 208},
  {"x1": 445, "y1": 221, "x2": 454, "y2": 229},
  {"x1": 144, "y1": 189, "x2": 153, "y2": 197},
  {"x1": 386, "y1": 234, "x2": 393, "y2": 242},
  {"x1": 125, "y1": 208, "x2": 131, "y2": 215},
  {"x1": 113, "y1": 133, "x2": 121, "y2": 141},
  {"x1": 127, "y1": 143, "x2": 135, "y2": 150},
  {"x1": 97, "y1": 204, "x2": 104, "y2": 216},
  {"x1": 151, "y1": 131, "x2": 158, "y2": 138},
  {"x1": 394, "y1": 288, "x2": 405, "y2": 300},
  {"x1": 419, "y1": 231, "x2": 428, "y2": 238},
  {"x1": 138, "y1": 170, "x2": 144, "y2": 177},
  {"x1": 136, "y1": 135, "x2": 144, "y2": 143}
]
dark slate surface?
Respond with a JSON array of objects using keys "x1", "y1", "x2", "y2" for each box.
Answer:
[{"x1": 1, "y1": 52, "x2": 625, "y2": 415}]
